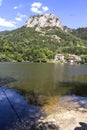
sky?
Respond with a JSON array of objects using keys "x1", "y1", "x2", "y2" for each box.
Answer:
[{"x1": 0, "y1": 0, "x2": 87, "y2": 31}]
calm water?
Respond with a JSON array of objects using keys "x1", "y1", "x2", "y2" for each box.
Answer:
[
  {"x1": 0, "y1": 62, "x2": 87, "y2": 129},
  {"x1": 0, "y1": 62, "x2": 87, "y2": 96},
  {"x1": 0, "y1": 88, "x2": 43, "y2": 130}
]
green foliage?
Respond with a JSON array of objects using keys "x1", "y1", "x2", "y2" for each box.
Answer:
[
  {"x1": 0, "y1": 26, "x2": 86, "y2": 62},
  {"x1": 72, "y1": 27, "x2": 87, "y2": 42},
  {"x1": 80, "y1": 55, "x2": 87, "y2": 64}
]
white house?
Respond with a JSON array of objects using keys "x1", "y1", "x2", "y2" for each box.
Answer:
[{"x1": 54, "y1": 54, "x2": 64, "y2": 60}]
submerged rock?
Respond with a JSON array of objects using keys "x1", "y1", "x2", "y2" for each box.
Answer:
[
  {"x1": 31, "y1": 121, "x2": 59, "y2": 130},
  {"x1": 40, "y1": 95, "x2": 87, "y2": 130},
  {"x1": 0, "y1": 77, "x2": 16, "y2": 86}
]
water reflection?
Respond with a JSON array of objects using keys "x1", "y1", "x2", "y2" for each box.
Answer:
[
  {"x1": 0, "y1": 88, "x2": 44, "y2": 130},
  {"x1": 0, "y1": 63, "x2": 87, "y2": 129},
  {"x1": 59, "y1": 81, "x2": 87, "y2": 96},
  {"x1": 0, "y1": 63, "x2": 87, "y2": 96},
  {"x1": 59, "y1": 94, "x2": 87, "y2": 110}
]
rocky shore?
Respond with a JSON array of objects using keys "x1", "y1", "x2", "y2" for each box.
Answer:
[
  {"x1": 0, "y1": 88, "x2": 86, "y2": 130},
  {"x1": 0, "y1": 77, "x2": 87, "y2": 130},
  {"x1": 23, "y1": 93, "x2": 87, "y2": 130},
  {"x1": 38, "y1": 95, "x2": 87, "y2": 130},
  {"x1": 40, "y1": 107, "x2": 87, "y2": 130}
]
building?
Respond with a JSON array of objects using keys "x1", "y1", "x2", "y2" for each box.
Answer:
[
  {"x1": 54, "y1": 54, "x2": 64, "y2": 60},
  {"x1": 67, "y1": 54, "x2": 81, "y2": 63}
]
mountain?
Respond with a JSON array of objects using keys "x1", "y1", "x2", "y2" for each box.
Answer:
[
  {"x1": 0, "y1": 13, "x2": 87, "y2": 62},
  {"x1": 63, "y1": 26, "x2": 72, "y2": 33},
  {"x1": 0, "y1": 30, "x2": 9, "y2": 35},
  {"x1": 25, "y1": 13, "x2": 63, "y2": 30},
  {"x1": 71, "y1": 27, "x2": 87, "y2": 42}
]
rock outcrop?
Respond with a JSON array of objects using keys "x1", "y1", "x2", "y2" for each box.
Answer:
[{"x1": 25, "y1": 13, "x2": 63, "y2": 30}]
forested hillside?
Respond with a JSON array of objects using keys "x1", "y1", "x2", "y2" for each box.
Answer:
[
  {"x1": 0, "y1": 13, "x2": 87, "y2": 62},
  {"x1": 72, "y1": 27, "x2": 87, "y2": 42},
  {"x1": 0, "y1": 26, "x2": 87, "y2": 62}
]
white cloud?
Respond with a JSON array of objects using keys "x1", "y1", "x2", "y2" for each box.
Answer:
[
  {"x1": 42, "y1": 6, "x2": 49, "y2": 12},
  {"x1": 31, "y1": 2, "x2": 49, "y2": 14},
  {"x1": 31, "y1": 7, "x2": 42, "y2": 14},
  {"x1": 15, "y1": 17, "x2": 22, "y2": 21},
  {"x1": 17, "y1": 13, "x2": 27, "y2": 18},
  {"x1": 32, "y1": 2, "x2": 42, "y2": 8},
  {"x1": 13, "y1": 4, "x2": 22, "y2": 10},
  {"x1": 0, "y1": 0, "x2": 2, "y2": 6},
  {"x1": 14, "y1": 6, "x2": 18, "y2": 9},
  {"x1": 15, "y1": 13, "x2": 27, "y2": 21},
  {"x1": 0, "y1": 17, "x2": 16, "y2": 27}
]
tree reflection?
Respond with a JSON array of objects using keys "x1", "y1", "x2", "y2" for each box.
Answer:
[{"x1": 59, "y1": 81, "x2": 87, "y2": 96}]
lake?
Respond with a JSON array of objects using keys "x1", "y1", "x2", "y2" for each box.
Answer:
[
  {"x1": 0, "y1": 62, "x2": 87, "y2": 96},
  {"x1": 0, "y1": 62, "x2": 87, "y2": 129}
]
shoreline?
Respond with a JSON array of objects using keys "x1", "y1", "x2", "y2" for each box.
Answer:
[
  {"x1": 0, "y1": 60, "x2": 86, "y2": 65},
  {"x1": 37, "y1": 95, "x2": 87, "y2": 130},
  {"x1": 1, "y1": 86, "x2": 87, "y2": 130},
  {"x1": 21, "y1": 90, "x2": 87, "y2": 130}
]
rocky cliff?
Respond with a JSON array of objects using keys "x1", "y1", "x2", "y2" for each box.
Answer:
[{"x1": 25, "y1": 13, "x2": 63, "y2": 30}]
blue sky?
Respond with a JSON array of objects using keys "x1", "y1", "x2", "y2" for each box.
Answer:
[{"x1": 0, "y1": 0, "x2": 87, "y2": 31}]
